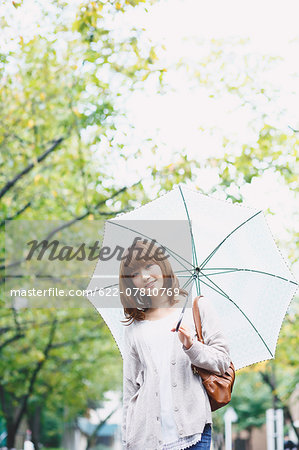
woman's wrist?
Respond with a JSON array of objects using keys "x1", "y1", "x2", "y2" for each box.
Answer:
[{"x1": 184, "y1": 339, "x2": 193, "y2": 350}]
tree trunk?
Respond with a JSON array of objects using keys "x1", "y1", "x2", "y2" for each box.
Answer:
[
  {"x1": 85, "y1": 407, "x2": 118, "y2": 450},
  {"x1": 6, "y1": 421, "x2": 17, "y2": 449},
  {"x1": 28, "y1": 405, "x2": 42, "y2": 450},
  {"x1": 284, "y1": 405, "x2": 299, "y2": 442},
  {"x1": 0, "y1": 320, "x2": 57, "y2": 450},
  {"x1": 247, "y1": 426, "x2": 253, "y2": 450},
  {"x1": 259, "y1": 368, "x2": 299, "y2": 442}
]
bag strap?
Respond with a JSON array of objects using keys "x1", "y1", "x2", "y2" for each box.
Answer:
[{"x1": 192, "y1": 296, "x2": 204, "y2": 344}]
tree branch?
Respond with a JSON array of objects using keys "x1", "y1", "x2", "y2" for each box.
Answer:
[
  {"x1": 288, "y1": 125, "x2": 299, "y2": 133},
  {"x1": 259, "y1": 371, "x2": 299, "y2": 440},
  {"x1": 45, "y1": 183, "x2": 136, "y2": 240},
  {"x1": 0, "y1": 137, "x2": 64, "y2": 199},
  {"x1": 284, "y1": 404, "x2": 299, "y2": 441},
  {"x1": 0, "y1": 312, "x2": 100, "y2": 335},
  {"x1": 85, "y1": 406, "x2": 118, "y2": 450},
  {"x1": 0, "y1": 385, "x2": 8, "y2": 418},
  {"x1": 0, "y1": 180, "x2": 141, "y2": 274},
  {"x1": 92, "y1": 208, "x2": 129, "y2": 216},
  {"x1": 3, "y1": 132, "x2": 33, "y2": 146},
  {"x1": 14, "y1": 317, "x2": 58, "y2": 432},
  {"x1": 51, "y1": 324, "x2": 104, "y2": 349},
  {"x1": 0, "y1": 202, "x2": 31, "y2": 227},
  {"x1": 0, "y1": 333, "x2": 25, "y2": 352},
  {"x1": 12, "y1": 307, "x2": 22, "y2": 334}
]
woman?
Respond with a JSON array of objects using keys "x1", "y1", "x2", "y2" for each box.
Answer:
[{"x1": 119, "y1": 238, "x2": 231, "y2": 450}]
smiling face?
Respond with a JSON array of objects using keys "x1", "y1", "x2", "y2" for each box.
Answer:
[
  {"x1": 119, "y1": 239, "x2": 183, "y2": 319},
  {"x1": 130, "y1": 261, "x2": 164, "y2": 295}
]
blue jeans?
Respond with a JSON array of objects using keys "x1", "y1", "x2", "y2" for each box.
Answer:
[{"x1": 188, "y1": 424, "x2": 212, "y2": 449}]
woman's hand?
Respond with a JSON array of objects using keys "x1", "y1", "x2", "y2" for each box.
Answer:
[{"x1": 171, "y1": 323, "x2": 193, "y2": 350}]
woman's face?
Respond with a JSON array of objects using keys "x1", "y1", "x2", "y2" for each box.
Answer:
[{"x1": 130, "y1": 261, "x2": 164, "y2": 296}]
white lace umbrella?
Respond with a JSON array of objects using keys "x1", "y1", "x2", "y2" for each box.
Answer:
[{"x1": 86, "y1": 185, "x2": 297, "y2": 370}]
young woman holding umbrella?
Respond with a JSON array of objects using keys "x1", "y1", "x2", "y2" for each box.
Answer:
[{"x1": 119, "y1": 238, "x2": 231, "y2": 450}]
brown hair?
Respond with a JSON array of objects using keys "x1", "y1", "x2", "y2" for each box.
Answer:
[{"x1": 119, "y1": 238, "x2": 187, "y2": 325}]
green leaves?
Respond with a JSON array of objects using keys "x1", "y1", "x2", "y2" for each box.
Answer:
[
  {"x1": 12, "y1": 1, "x2": 23, "y2": 8},
  {"x1": 0, "y1": 0, "x2": 163, "y2": 445}
]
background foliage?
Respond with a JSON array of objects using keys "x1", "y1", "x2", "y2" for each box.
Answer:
[{"x1": 0, "y1": 0, "x2": 298, "y2": 448}]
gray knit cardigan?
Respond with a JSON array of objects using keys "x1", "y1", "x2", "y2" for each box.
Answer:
[{"x1": 122, "y1": 297, "x2": 231, "y2": 450}]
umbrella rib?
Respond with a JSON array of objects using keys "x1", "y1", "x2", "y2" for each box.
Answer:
[
  {"x1": 200, "y1": 271, "x2": 232, "y2": 299},
  {"x1": 181, "y1": 275, "x2": 194, "y2": 291},
  {"x1": 175, "y1": 269, "x2": 194, "y2": 274},
  {"x1": 178, "y1": 186, "x2": 200, "y2": 295},
  {"x1": 200, "y1": 272, "x2": 274, "y2": 357},
  {"x1": 175, "y1": 276, "x2": 196, "y2": 331},
  {"x1": 200, "y1": 210, "x2": 263, "y2": 269},
  {"x1": 177, "y1": 275, "x2": 195, "y2": 278},
  {"x1": 107, "y1": 220, "x2": 194, "y2": 275},
  {"x1": 198, "y1": 276, "x2": 230, "y2": 299},
  {"x1": 178, "y1": 186, "x2": 198, "y2": 267},
  {"x1": 201, "y1": 267, "x2": 298, "y2": 285},
  {"x1": 201, "y1": 267, "x2": 240, "y2": 272},
  {"x1": 199, "y1": 269, "x2": 240, "y2": 277}
]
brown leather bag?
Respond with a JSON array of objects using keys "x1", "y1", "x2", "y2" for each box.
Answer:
[{"x1": 191, "y1": 297, "x2": 235, "y2": 411}]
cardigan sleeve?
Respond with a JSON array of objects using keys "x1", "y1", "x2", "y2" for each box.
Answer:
[
  {"x1": 182, "y1": 297, "x2": 231, "y2": 375},
  {"x1": 122, "y1": 326, "x2": 141, "y2": 446}
]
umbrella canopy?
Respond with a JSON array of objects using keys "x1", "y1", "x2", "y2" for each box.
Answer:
[{"x1": 86, "y1": 185, "x2": 298, "y2": 370}]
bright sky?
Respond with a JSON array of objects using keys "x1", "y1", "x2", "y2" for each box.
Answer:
[
  {"x1": 1, "y1": 0, "x2": 298, "y2": 275},
  {"x1": 109, "y1": 0, "x2": 299, "y2": 273}
]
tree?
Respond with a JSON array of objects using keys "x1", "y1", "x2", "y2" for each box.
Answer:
[{"x1": 0, "y1": 1, "x2": 196, "y2": 448}]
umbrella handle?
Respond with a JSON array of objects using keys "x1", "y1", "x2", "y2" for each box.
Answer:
[
  {"x1": 175, "y1": 313, "x2": 184, "y2": 332},
  {"x1": 175, "y1": 276, "x2": 197, "y2": 331}
]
